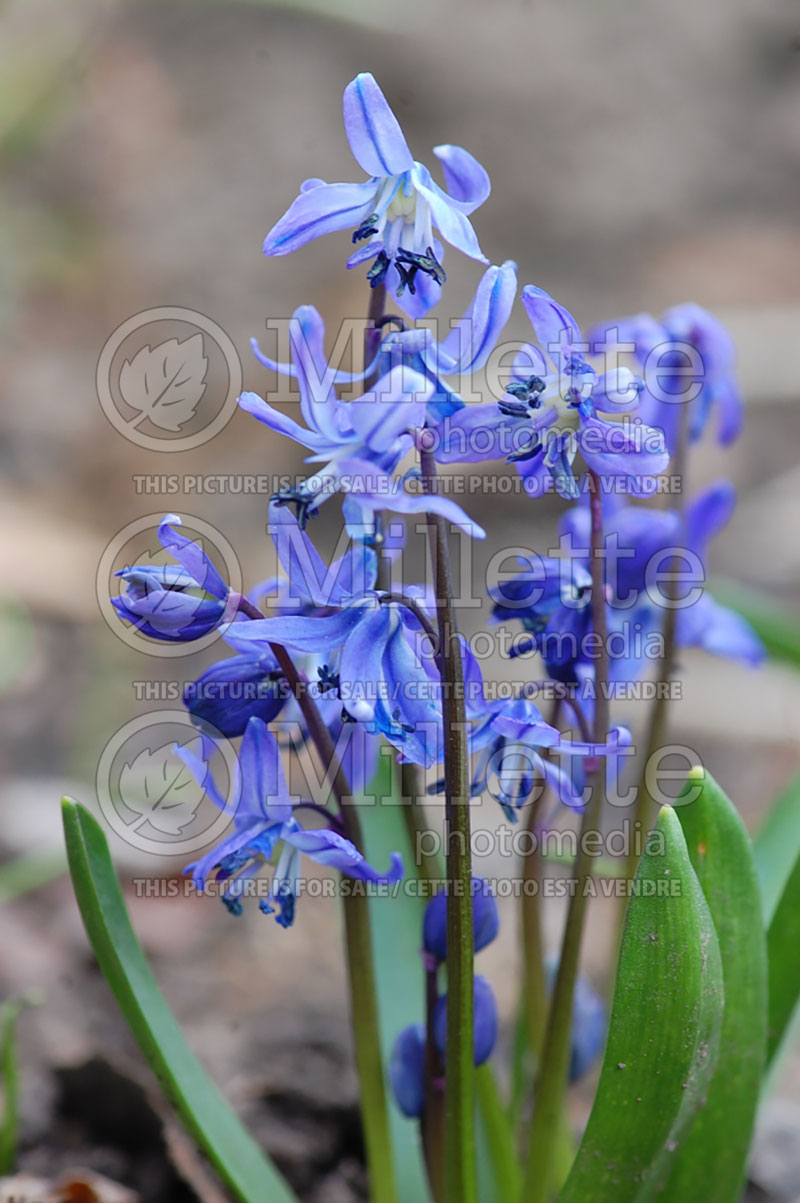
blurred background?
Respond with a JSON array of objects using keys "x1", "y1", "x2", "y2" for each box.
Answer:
[{"x1": 0, "y1": 0, "x2": 799, "y2": 1199}]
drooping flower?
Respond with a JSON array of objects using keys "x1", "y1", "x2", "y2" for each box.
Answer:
[
  {"x1": 588, "y1": 302, "x2": 743, "y2": 453},
  {"x1": 111, "y1": 514, "x2": 236, "y2": 642},
  {"x1": 179, "y1": 716, "x2": 402, "y2": 926},
  {"x1": 377, "y1": 259, "x2": 518, "y2": 421},
  {"x1": 220, "y1": 505, "x2": 444, "y2": 767},
  {"x1": 436, "y1": 285, "x2": 670, "y2": 499},
  {"x1": 433, "y1": 975, "x2": 498, "y2": 1066},
  {"x1": 183, "y1": 652, "x2": 287, "y2": 737},
  {"x1": 240, "y1": 304, "x2": 484, "y2": 539},
  {"x1": 389, "y1": 1024, "x2": 427, "y2": 1118},
  {"x1": 422, "y1": 876, "x2": 500, "y2": 963},
  {"x1": 560, "y1": 486, "x2": 764, "y2": 667},
  {"x1": 263, "y1": 72, "x2": 490, "y2": 316}
]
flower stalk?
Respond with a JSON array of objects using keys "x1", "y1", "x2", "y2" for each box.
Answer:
[
  {"x1": 236, "y1": 595, "x2": 397, "y2": 1203},
  {"x1": 419, "y1": 440, "x2": 476, "y2": 1203},
  {"x1": 523, "y1": 470, "x2": 610, "y2": 1203}
]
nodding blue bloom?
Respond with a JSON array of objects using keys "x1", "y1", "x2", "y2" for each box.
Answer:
[
  {"x1": 434, "y1": 975, "x2": 498, "y2": 1066},
  {"x1": 263, "y1": 72, "x2": 490, "y2": 316},
  {"x1": 569, "y1": 974, "x2": 607, "y2": 1082},
  {"x1": 588, "y1": 302, "x2": 743, "y2": 453},
  {"x1": 389, "y1": 1024, "x2": 427, "y2": 1118},
  {"x1": 544, "y1": 961, "x2": 606, "y2": 1082},
  {"x1": 377, "y1": 260, "x2": 518, "y2": 421},
  {"x1": 436, "y1": 285, "x2": 669, "y2": 500},
  {"x1": 489, "y1": 554, "x2": 593, "y2": 680},
  {"x1": 560, "y1": 487, "x2": 764, "y2": 668},
  {"x1": 220, "y1": 506, "x2": 443, "y2": 767},
  {"x1": 111, "y1": 514, "x2": 236, "y2": 642},
  {"x1": 179, "y1": 717, "x2": 402, "y2": 926},
  {"x1": 183, "y1": 653, "x2": 287, "y2": 738},
  {"x1": 423, "y1": 876, "x2": 499, "y2": 963},
  {"x1": 240, "y1": 305, "x2": 484, "y2": 539}
]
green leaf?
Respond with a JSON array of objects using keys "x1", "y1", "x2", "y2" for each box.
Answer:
[
  {"x1": 360, "y1": 773, "x2": 430, "y2": 1203},
  {"x1": 754, "y1": 770, "x2": 800, "y2": 922},
  {"x1": 61, "y1": 797, "x2": 298, "y2": 1203},
  {"x1": 557, "y1": 807, "x2": 724, "y2": 1203},
  {"x1": 656, "y1": 768, "x2": 767, "y2": 1202},
  {"x1": 362, "y1": 767, "x2": 520, "y2": 1203},
  {"x1": 765, "y1": 844, "x2": 800, "y2": 1065}
]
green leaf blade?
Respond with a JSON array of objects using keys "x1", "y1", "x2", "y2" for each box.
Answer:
[
  {"x1": 657, "y1": 768, "x2": 768, "y2": 1202},
  {"x1": 557, "y1": 807, "x2": 724, "y2": 1203},
  {"x1": 61, "y1": 797, "x2": 298, "y2": 1203}
]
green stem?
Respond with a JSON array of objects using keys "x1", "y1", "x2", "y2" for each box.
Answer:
[
  {"x1": 522, "y1": 472, "x2": 609, "y2": 1203},
  {"x1": 400, "y1": 761, "x2": 441, "y2": 886},
  {"x1": 237, "y1": 597, "x2": 396, "y2": 1203},
  {"x1": 420, "y1": 442, "x2": 476, "y2": 1203},
  {"x1": 623, "y1": 404, "x2": 689, "y2": 889},
  {"x1": 520, "y1": 698, "x2": 562, "y2": 1064}
]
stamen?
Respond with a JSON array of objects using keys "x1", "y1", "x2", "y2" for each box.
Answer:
[
  {"x1": 395, "y1": 245, "x2": 447, "y2": 287},
  {"x1": 367, "y1": 250, "x2": 391, "y2": 289},
  {"x1": 270, "y1": 488, "x2": 319, "y2": 529},
  {"x1": 352, "y1": 213, "x2": 380, "y2": 243}
]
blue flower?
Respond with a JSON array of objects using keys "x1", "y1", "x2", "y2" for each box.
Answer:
[
  {"x1": 240, "y1": 305, "x2": 484, "y2": 539},
  {"x1": 560, "y1": 488, "x2": 764, "y2": 668},
  {"x1": 568, "y1": 974, "x2": 606, "y2": 1082},
  {"x1": 220, "y1": 506, "x2": 444, "y2": 767},
  {"x1": 422, "y1": 876, "x2": 500, "y2": 963},
  {"x1": 433, "y1": 975, "x2": 498, "y2": 1067},
  {"x1": 436, "y1": 285, "x2": 670, "y2": 499},
  {"x1": 588, "y1": 302, "x2": 743, "y2": 453},
  {"x1": 179, "y1": 716, "x2": 402, "y2": 926},
  {"x1": 389, "y1": 1024, "x2": 427, "y2": 1118},
  {"x1": 263, "y1": 72, "x2": 490, "y2": 316},
  {"x1": 378, "y1": 260, "x2": 518, "y2": 421},
  {"x1": 183, "y1": 653, "x2": 287, "y2": 738},
  {"x1": 111, "y1": 514, "x2": 235, "y2": 642}
]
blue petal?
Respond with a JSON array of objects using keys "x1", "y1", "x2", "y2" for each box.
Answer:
[
  {"x1": 237, "y1": 392, "x2": 331, "y2": 455},
  {"x1": 683, "y1": 480, "x2": 736, "y2": 562},
  {"x1": 172, "y1": 734, "x2": 232, "y2": 816},
  {"x1": 677, "y1": 595, "x2": 765, "y2": 666},
  {"x1": 433, "y1": 144, "x2": 491, "y2": 214},
  {"x1": 283, "y1": 825, "x2": 403, "y2": 883},
  {"x1": 389, "y1": 1024, "x2": 426, "y2": 1118},
  {"x1": 221, "y1": 606, "x2": 369, "y2": 658},
  {"x1": 578, "y1": 416, "x2": 669, "y2": 485},
  {"x1": 239, "y1": 717, "x2": 292, "y2": 823},
  {"x1": 410, "y1": 164, "x2": 487, "y2": 262},
  {"x1": 342, "y1": 73, "x2": 414, "y2": 177},
  {"x1": 434, "y1": 975, "x2": 498, "y2": 1066},
  {"x1": 339, "y1": 603, "x2": 392, "y2": 722},
  {"x1": 521, "y1": 285, "x2": 583, "y2": 370},
  {"x1": 158, "y1": 514, "x2": 228, "y2": 599},
  {"x1": 592, "y1": 367, "x2": 643, "y2": 414},
  {"x1": 183, "y1": 654, "x2": 285, "y2": 738},
  {"x1": 332, "y1": 456, "x2": 486, "y2": 539},
  {"x1": 433, "y1": 261, "x2": 517, "y2": 374},
  {"x1": 263, "y1": 180, "x2": 377, "y2": 256}
]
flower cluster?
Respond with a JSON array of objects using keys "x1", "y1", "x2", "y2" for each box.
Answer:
[{"x1": 111, "y1": 71, "x2": 762, "y2": 1118}]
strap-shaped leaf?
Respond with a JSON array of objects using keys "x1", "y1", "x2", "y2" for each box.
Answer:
[
  {"x1": 755, "y1": 770, "x2": 800, "y2": 923},
  {"x1": 61, "y1": 798, "x2": 298, "y2": 1203},
  {"x1": 657, "y1": 768, "x2": 767, "y2": 1202},
  {"x1": 765, "y1": 845, "x2": 800, "y2": 1064},
  {"x1": 557, "y1": 807, "x2": 723, "y2": 1203}
]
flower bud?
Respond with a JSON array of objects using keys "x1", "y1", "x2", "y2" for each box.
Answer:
[
  {"x1": 422, "y1": 877, "x2": 499, "y2": 963},
  {"x1": 389, "y1": 1023, "x2": 426, "y2": 1118},
  {"x1": 434, "y1": 975, "x2": 498, "y2": 1067}
]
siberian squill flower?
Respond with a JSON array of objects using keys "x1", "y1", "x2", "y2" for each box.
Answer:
[
  {"x1": 588, "y1": 302, "x2": 743, "y2": 454},
  {"x1": 219, "y1": 505, "x2": 444, "y2": 767},
  {"x1": 377, "y1": 259, "x2": 518, "y2": 420},
  {"x1": 240, "y1": 304, "x2": 484, "y2": 538},
  {"x1": 112, "y1": 514, "x2": 237, "y2": 642},
  {"x1": 263, "y1": 72, "x2": 490, "y2": 316},
  {"x1": 436, "y1": 285, "x2": 670, "y2": 499},
  {"x1": 422, "y1": 876, "x2": 500, "y2": 962},
  {"x1": 178, "y1": 716, "x2": 402, "y2": 927},
  {"x1": 560, "y1": 486, "x2": 764, "y2": 666}
]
